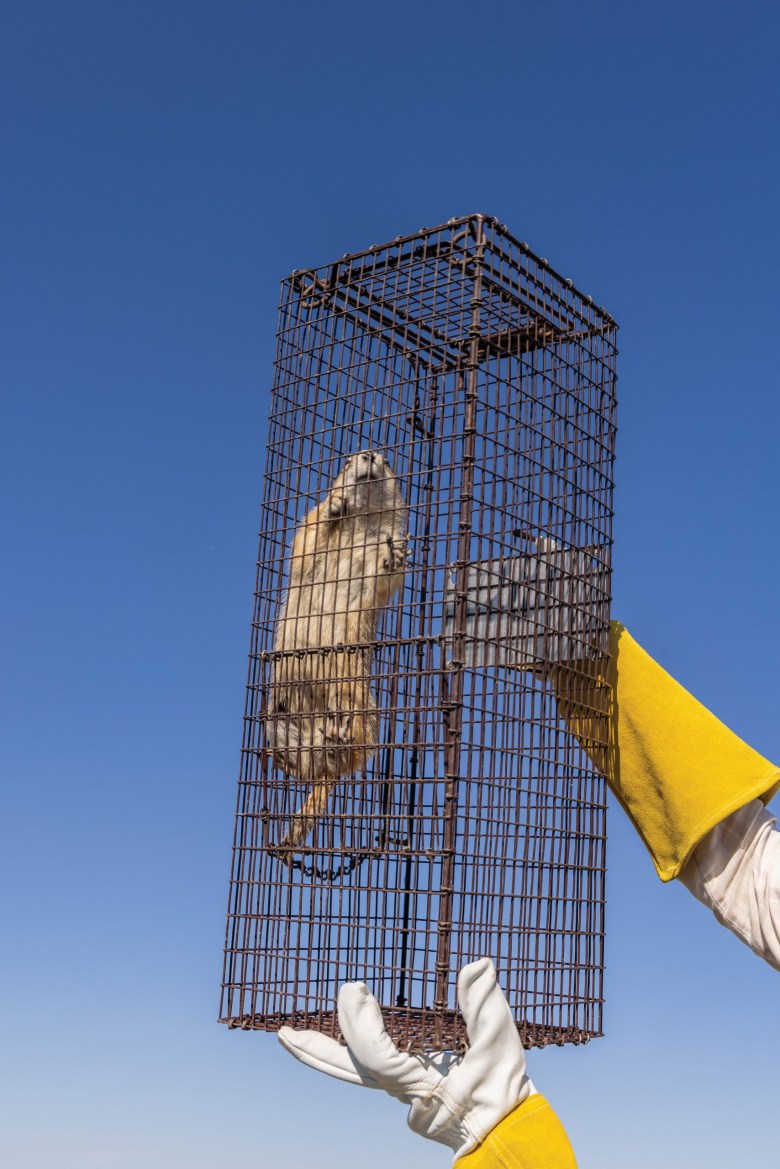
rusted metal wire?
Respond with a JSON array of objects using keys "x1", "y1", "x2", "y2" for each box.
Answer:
[{"x1": 220, "y1": 214, "x2": 618, "y2": 1051}]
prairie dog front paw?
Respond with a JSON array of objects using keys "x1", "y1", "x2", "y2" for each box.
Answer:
[
  {"x1": 328, "y1": 493, "x2": 347, "y2": 518},
  {"x1": 383, "y1": 533, "x2": 410, "y2": 572}
]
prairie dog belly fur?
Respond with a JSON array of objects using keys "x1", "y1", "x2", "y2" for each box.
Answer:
[{"x1": 265, "y1": 450, "x2": 407, "y2": 855}]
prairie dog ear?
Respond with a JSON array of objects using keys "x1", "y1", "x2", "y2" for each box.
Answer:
[{"x1": 328, "y1": 493, "x2": 348, "y2": 518}]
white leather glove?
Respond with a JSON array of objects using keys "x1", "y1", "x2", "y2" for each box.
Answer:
[
  {"x1": 680, "y1": 799, "x2": 780, "y2": 971},
  {"x1": 278, "y1": 957, "x2": 536, "y2": 1161}
]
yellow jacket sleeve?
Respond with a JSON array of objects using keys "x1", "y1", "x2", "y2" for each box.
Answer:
[
  {"x1": 555, "y1": 622, "x2": 780, "y2": 882},
  {"x1": 457, "y1": 1095, "x2": 577, "y2": 1168}
]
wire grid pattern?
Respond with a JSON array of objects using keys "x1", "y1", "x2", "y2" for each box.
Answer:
[{"x1": 221, "y1": 215, "x2": 618, "y2": 1051}]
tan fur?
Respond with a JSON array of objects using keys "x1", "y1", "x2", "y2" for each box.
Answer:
[{"x1": 265, "y1": 451, "x2": 407, "y2": 859}]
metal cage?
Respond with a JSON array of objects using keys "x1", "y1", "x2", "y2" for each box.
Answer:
[{"x1": 220, "y1": 214, "x2": 618, "y2": 1051}]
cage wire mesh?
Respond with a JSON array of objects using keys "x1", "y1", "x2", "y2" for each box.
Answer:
[{"x1": 221, "y1": 214, "x2": 618, "y2": 1051}]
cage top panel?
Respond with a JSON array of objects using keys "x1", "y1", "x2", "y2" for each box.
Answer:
[{"x1": 284, "y1": 213, "x2": 617, "y2": 338}]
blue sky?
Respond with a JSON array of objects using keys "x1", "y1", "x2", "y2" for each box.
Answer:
[{"x1": 3, "y1": 1, "x2": 780, "y2": 1165}]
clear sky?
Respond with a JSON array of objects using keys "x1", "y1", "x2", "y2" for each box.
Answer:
[{"x1": 3, "y1": 2, "x2": 780, "y2": 1166}]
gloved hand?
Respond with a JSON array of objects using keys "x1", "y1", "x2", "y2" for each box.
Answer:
[
  {"x1": 278, "y1": 957, "x2": 535, "y2": 1162},
  {"x1": 490, "y1": 536, "x2": 780, "y2": 882}
]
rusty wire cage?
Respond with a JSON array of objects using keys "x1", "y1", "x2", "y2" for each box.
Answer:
[{"x1": 221, "y1": 214, "x2": 618, "y2": 1051}]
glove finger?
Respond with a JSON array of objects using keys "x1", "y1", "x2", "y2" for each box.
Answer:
[
  {"x1": 278, "y1": 1025, "x2": 382, "y2": 1088},
  {"x1": 456, "y1": 959, "x2": 526, "y2": 1071},
  {"x1": 337, "y1": 983, "x2": 432, "y2": 1094}
]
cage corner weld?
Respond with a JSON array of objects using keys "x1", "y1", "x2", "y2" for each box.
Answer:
[{"x1": 220, "y1": 214, "x2": 617, "y2": 1052}]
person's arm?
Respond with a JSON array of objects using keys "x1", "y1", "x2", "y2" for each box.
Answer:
[
  {"x1": 457, "y1": 1095, "x2": 577, "y2": 1169},
  {"x1": 680, "y1": 799, "x2": 780, "y2": 970},
  {"x1": 279, "y1": 958, "x2": 577, "y2": 1167},
  {"x1": 551, "y1": 620, "x2": 780, "y2": 969},
  {"x1": 553, "y1": 622, "x2": 780, "y2": 883}
]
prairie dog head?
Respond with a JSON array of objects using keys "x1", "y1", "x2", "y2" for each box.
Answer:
[{"x1": 327, "y1": 451, "x2": 404, "y2": 520}]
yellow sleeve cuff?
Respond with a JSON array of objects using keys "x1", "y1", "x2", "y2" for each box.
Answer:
[
  {"x1": 457, "y1": 1095, "x2": 577, "y2": 1169},
  {"x1": 557, "y1": 622, "x2": 780, "y2": 881}
]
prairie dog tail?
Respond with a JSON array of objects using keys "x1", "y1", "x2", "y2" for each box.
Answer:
[{"x1": 276, "y1": 780, "x2": 334, "y2": 862}]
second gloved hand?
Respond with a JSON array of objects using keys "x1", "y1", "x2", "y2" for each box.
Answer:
[{"x1": 278, "y1": 957, "x2": 535, "y2": 1161}]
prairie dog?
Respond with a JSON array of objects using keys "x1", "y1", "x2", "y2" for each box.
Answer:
[{"x1": 265, "y1": 450, "x2": 407, "y2": 858}]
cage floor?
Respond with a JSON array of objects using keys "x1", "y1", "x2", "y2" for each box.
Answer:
[{"x1": 220, "y1": 1006, "x2": 600, "y2": 1052}]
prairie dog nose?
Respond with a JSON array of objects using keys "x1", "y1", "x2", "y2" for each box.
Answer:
[{"x1": 354, "y1": 450, "x2": 387, "y2": 477}]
